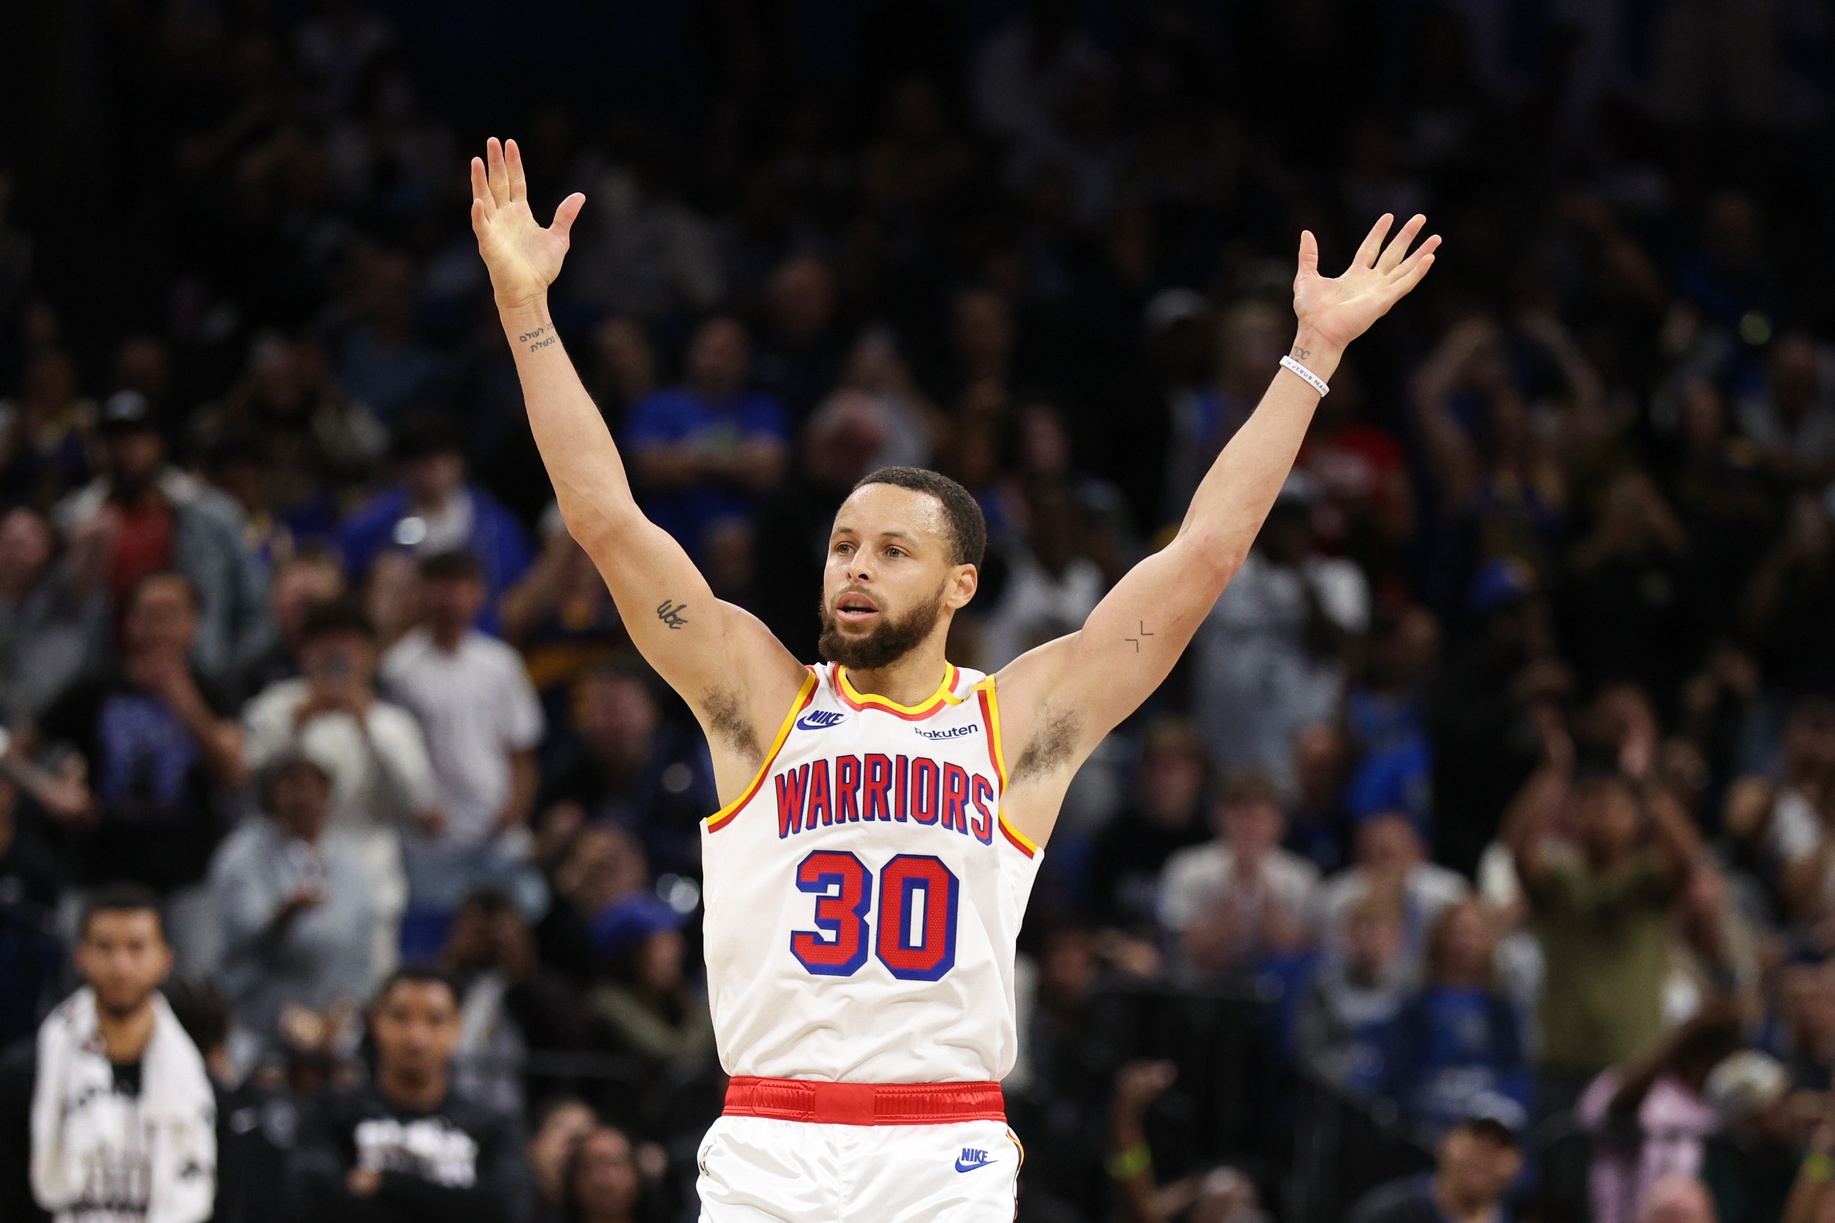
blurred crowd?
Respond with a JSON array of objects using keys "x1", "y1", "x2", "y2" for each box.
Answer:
[{"x1": 4, "y1": 0, "x2": 1835, "y2": 1220}]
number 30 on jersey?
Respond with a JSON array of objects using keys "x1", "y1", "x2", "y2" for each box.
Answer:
[{"x1": 790, "y1": 850, "x2": 960, "y2": 981}]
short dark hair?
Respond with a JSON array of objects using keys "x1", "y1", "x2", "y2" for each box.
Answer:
[
  {"x1": 298, "y1": 594, "x2": 375, "y2": 644},
  {"x1": 373, "y1": 963, "x2": 462, "y2": 1011},
  {"x1": 258, "y1": 752, "x2": 332, "y2": 809},
  {"x1": 125, "y1": 569, "x2": 199, "y2": 614},
  {"x1": 390, "y1": 413, "x2": 465, "y2": 462},
  {"x1": 81, "y1": 883, "x2": 164, "y2": 940},
  {"x1": 417, "y1": 549, "x2": 484, "y2": 584},
  {"x1": 1219, "y1": 769, "x2": 1282, "y2": 810},
  {"x1": 163, "y1": 975, "x2": 230, "y2": 1056},
  {"x1": 852, "y1": 466, "x2": 987, "y2": 568}
]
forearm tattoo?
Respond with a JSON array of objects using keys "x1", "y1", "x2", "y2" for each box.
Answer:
[
  {"x1": 657, "y1": 599, "x2": 689, "y2": 629},
  {"x1": 520, "y1": 325, "x2": 558, "y2": 352}
]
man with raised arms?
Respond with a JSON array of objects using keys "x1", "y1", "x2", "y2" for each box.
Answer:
[{"x1": 469, "y1": 136, "x2": 1437, "y2": 1223}]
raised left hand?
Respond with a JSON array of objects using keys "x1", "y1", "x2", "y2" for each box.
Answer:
[{"x1": 1293, "y1": 213, "x2": 1440, "y2": 355}]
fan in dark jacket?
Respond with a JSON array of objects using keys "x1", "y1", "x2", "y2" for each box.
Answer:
[{"x1": 285, "y1": 966, "x2": 533, "y2": 1223}]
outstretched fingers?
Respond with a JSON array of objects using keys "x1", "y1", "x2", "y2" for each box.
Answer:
[
  {"x1": 1377, "y1": 215, "x2": 1428, "y2": 274},
  {"x1": 506, "y1": 139, "x2": 529, "y2": 204},
  {"x1": 470, "y1": 157, "x2": 496, "y2": 218},
  {"x1": 552, "y1": 193, "x2": 586, "y2": 239},
  {"x1": 486, "y1": 137, "x2": 511, "y2": 205},
  {"x1": 1386, "y1": 238, "x2": 1440, "y2": 297},
  {"x1": 1352, "y1": 214, "x2": 1394, "y2": 270},
  {"x1": 1297, "y1": 230, "x2": 1319, "y2": 279}
]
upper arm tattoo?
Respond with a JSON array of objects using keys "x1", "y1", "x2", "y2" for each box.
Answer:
[
  {"x1": 657, "y1": 599, "x2": 689, "y2": 629},
  {"x1": 1011, "y1": 704, "x2": 1082, "y2": 786},
  {"x1": 701, "y1": 686, "x2": 757, "y2": 765}
]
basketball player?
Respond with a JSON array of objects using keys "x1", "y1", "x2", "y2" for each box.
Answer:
[{"x1": 469, "y1": 137, "x2": 1437, "y2": 1221}]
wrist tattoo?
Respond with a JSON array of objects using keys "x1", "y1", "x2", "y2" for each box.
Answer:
[
  {"x1": 657, "y1": 599, "x2": 689, "y2": 630},
  {"x1": 1291, "y1": 344, "x2": 1312, "y2": 361},
  {"x1": 1125, "y1": 621, "x2": 1155, "y2": 653},
  {"x1": 520, "y1": 326, "x2": 558, "y2": 351}
]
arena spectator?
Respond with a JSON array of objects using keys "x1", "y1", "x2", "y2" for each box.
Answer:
[
  {"x1": 979, "y1": 477, "x2": 1107, "y2": 670},
  {"x1": 163, "y1": 976, "x2": 301, "y2": 1223},
  {"x1": 286, "y1": 966, "x2": 534, "y2": 1223},
  {"x1": 560, "y1": 1124, "x2": 656, "y2": 1223},
  {"x1": 586, "y1": 896, "x2": 713, "y2": 1076},
  {"x1": 536, "y1": 825, "x2": 651, "y2": 990},
  {"x1": 752, "y1": 255, "x2": 846, "y2": 427},
  {"x1": 1386, "y1": 899, "x2": 1529, "y2": 1139},
  {"x1": 1286, "y1": 723, "x2": 1354, "y2": 877},
  {"x1": 381, "y1": 551, "x2": 545, "y2": 925},
  {"x1": 1347, "y1": 1100, "x2": 1524, "y2": 1223},
  {"x1": 442, "y1": 889, "x2": 586, "y2": 1117},
  {"x1": 1698, "y1": 1050, "x2": 1802, "y2": 1223},
  {"x1": 337, "y1": 415, "x2": 534, "y2": 617},
  {"x1": 1430, "y1": 558, "x2": 1567, "y2": 877},
  {"x1": 1342, "y1": 607, "x2": 1439, "y2": 836},
  {"x1": 55, "y1": 392, "x2": 273, "y2": 694},
  {"x1": 0, "y1": 348, "x2": 94, "y2": 513},
  {"x1": 1316, "y1": 811, "x2": 1468, "y2": 973},
  {"x1": 0, "y1": 506, "x2": 105, "y2": 725},
  {"x1": 0, "y1": 886, "x2": 216, "y2": 1223},
  {"x1": 1297, "y1": 887, "x2": 1408, "y2": 1098},
  {"x1": 1086, "y1": 718, "x2": 1211, "y2": 931},
  {"x1": 242, "y1": 595, "x2": 438, "y2": 975},
  {"x1": 536, "y1": 659, "x2": 715, "y2": 879},
  {"x1": 1507, "y1": 736, "x2": 1710, "y2": 1113},
  {"x1": 1190, "y1": 477, "x2": 1369, "y2": 793},
  {"x1": 30, "y1": 573, "x2": 247, "y2": 971},
  {"x1": 625, "y1": 316, "x2": 789, "y2": 561},
  {"x1": 1159, "y1": 771, "x2": 1319, "y2": 979},
  {"x1": 526, "y1": 1098, "x2": 595, "y2": 1222},
  {"x1": 240, "y1": 544, "x2": 348, "y2": 694},
  {"x1": 208, "y1": 754, "x2": 376, "y2": 1060},
  {"x1": 1579, "y1": 1006, "x2": 1743, "y2": 1223},
  {"x1": 0, "y1": 773, "x2": 63, "y2": 1044},
  {"x1": 331, "y1": 248, "x2": 452, "y2": 427},
  {"x1": 186, "y1": 332, "x2": 387, "y2": 528},
  {"x1": 1735, "y1": 332, "x2": 1835, "y2": 491},
  {"x1": 498, "y1": 510, "x2": 626, "y2": 697}
]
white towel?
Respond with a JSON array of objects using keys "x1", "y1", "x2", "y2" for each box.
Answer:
[{"x1": 29, "y1": 988, "x2": 216, "y2": 1223}]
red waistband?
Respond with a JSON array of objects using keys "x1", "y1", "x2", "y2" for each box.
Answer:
[{"x1": 722, "y1": 1076, "x2": 1006, "y2": 1126}]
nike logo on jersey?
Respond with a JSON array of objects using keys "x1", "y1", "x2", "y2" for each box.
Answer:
[
  {"x1": 915, "y1": 723, "x2": 979, "y2": 740},
  {"x1": 955, "y1": 1148, "x2": 995, "y2": 1172},
  {"x1": 796, "y1": 711, "x2": 847, "y2": 731}
]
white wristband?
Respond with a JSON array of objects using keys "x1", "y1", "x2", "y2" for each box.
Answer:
[{"x1": 1279, "y1": 354, "x2": 1330, "y2": 397}]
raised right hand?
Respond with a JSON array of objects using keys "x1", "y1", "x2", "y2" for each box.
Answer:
[{"x1": 470, "y1": 137, "x2": 585, "y2": 312}]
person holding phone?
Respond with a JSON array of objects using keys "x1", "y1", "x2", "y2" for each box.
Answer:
[
  {"x1": 242, "y1": 596, "x2": 444, "y2": 979},
  {"x1": 207, "y1": 754, "x2": 378, "y2": 1063}
]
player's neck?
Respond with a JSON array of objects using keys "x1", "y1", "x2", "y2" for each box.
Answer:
[{"x1": 839, "y1": 642, "x2": 952, "y2": 708}]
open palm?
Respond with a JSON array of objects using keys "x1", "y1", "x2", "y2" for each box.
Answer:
[
  {"x1": 1293, "y1": 214, "x2": 1440, "y2": 352},
  {"x1": 471, "y1": 137, "x2": 586, "y2": 311}
]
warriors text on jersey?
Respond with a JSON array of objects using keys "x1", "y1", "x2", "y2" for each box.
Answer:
[{"x1": 700, "y1": 662, "x2": 1043, "y2": 1084}]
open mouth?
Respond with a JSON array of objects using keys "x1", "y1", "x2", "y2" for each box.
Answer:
[{"x1": 834, "y1": 592, "x2": 880, "y2": 625}]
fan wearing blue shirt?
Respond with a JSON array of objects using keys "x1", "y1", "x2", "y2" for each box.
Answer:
[{"x1": 625, "y1": 317, "x2": 790, "y2": 560}]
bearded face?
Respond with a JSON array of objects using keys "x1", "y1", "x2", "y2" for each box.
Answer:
[{"x1": 817, "y1": 581, "x2": 947, "y2": 670}]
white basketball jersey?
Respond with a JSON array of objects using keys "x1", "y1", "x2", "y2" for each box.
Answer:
[{"x1": 700, "y1": 662, "x2": 1044, "y2": 1083}]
